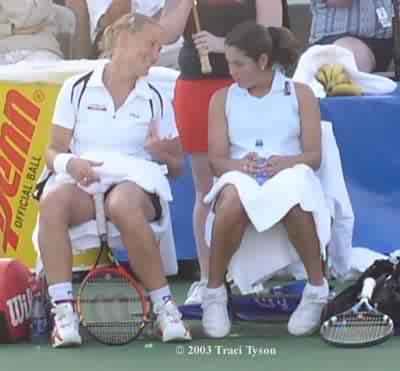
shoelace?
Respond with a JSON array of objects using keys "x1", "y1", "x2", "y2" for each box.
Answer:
[
  {"x1": 202, "y1": 293, "x2": 227, "y2": 309},
  {"x1": 51, "y1": 306, "x2": 74, "y2": 328},
  {"x1": 187, "y1": 281, "x2": 204, "y2": 297},
  {"x1": 161, "y1": 302, "x2": 182, "y2": 322}
]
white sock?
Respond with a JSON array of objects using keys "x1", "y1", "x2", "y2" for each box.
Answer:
[
  {"x1": 205, "y1": 285, "x2": 226, "y2": 296},
  {"x1": 48, "y1": 282, "x2": 73, "y2": 303},
  {"x1": 149, "y1": 285, "x2": 172, "y2": 308},
  {"x1": 307, "y1": 279, "x2": 328, "y2": 293}
]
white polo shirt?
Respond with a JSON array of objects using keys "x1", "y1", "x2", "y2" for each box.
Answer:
[{"x1": 52, "y1": 63, "x2": 178, "y2": 160}]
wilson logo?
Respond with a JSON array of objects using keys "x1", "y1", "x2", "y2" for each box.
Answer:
[
  {"x1": 6, "y1": 288, "x2": 33, "y2": 327},
  {"x1": 0, "y1": 90, "x2": 40, "y2": 252}
]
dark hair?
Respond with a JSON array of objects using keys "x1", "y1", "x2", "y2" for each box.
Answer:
[{"x1": 225, "y1": 21, "x2": 298, "y2": 68}]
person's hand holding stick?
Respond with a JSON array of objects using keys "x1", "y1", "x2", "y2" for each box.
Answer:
[{"x1": 192, "y1": 0, "x2": 212, "y2": 74}]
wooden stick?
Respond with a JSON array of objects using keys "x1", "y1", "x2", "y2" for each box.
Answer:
[{"x1": 192, "y1": 0, "x2": 212, "y2": 74}]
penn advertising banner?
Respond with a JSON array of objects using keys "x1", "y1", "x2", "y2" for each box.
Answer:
[{"x1": 0, "y1": 81, "x2": 101, "y2": 271}]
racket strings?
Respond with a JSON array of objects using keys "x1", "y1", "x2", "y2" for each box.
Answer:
[
  {"x1": 79, "y1": 270, "x2": 148, "y2": 345},
  {"x1": 322, "y1": 312, "x2": 392, "y2": 345}
]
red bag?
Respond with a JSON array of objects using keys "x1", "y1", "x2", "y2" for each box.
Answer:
[{"x1": 0, "y1": 259, "x2": 34, "y2": 343}]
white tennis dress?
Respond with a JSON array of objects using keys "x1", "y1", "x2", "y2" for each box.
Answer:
[{"x1": 204, "y1": 69, "x2": 333, "y2": 293}]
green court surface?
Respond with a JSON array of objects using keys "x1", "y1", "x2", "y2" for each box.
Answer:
[{"x1": 1, "y1": 280, "x2": 399, "y2": 371}]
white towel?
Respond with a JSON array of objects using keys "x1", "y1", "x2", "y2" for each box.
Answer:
[
  {"x1": 204, "y1": 121, "x2": 353, "y2": 293},
  {"x1": 293, "y1": 45, "x2": 397, "y2": 98},
  {"x1": 51, "y1": 151, "x2": 173, "y2": 201},
  {"x1": 32, "y1": 152, "x2": 178, "y2": 275},
  {"x1": 204, "y1": 165, "x2": 331, "y2": 294},
  {"x1": 0, "y1": 60, "x2": 180, "y2": 100}
]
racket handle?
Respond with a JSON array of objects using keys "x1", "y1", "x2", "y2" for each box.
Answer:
[
  {"x1": 94, "y1": 192, "x2": 107, "y2": 237},
  {"x1": 360, "y1": 277, "x2": 376, "y2": 300},
  {"x1": 192, "y1": 1, "x2": 213, "y2": 74}
]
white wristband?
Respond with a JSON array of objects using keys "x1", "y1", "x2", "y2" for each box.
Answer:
[{"x1": 53, "y1": 153, "x2": 77, "y2": 175}]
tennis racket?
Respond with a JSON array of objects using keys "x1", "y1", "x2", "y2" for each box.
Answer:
[
  {"x1": 320, "y1": 277, "x2": 394, "y2": 347},
  {"x1": 76, "y1": 192, "x2": 152, "y2": 345},
  {"x1": 193, "y1": 0, "x2": 213, "y2": 74}
]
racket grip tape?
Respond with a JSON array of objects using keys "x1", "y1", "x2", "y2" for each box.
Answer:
[
  {"x1": 94, "y1": 192, "x2": 107, "y2": 237},
  {"x1": 360, "y1": 277, "x2": 376, "y2": 300}
]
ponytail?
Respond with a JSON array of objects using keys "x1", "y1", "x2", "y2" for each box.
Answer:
[{"x1": 267, "y1": 26, "x2": 298, "y2": 68}]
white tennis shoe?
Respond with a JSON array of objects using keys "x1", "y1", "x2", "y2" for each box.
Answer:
[
  {"x1": 51, "y1": 302, "x2": 82, "y2": 348},
  {"x1": 288, "y1": 279, "x2": 329, "y2": 336},
  {"x1": 202, "y1": 286, "x2": 231, "y2": 338},
  {"x1": 155, "y1": 300, "x2": 191, "y2": 342},
  {"x1": 184, "y1": 280, "x2": 207, "y2": 305}
]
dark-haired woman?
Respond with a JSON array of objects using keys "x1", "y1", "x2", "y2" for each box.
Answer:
[
  {"x1": 203, "y1": 22, "x2": 330, "y2": 338},
  {"x1": 161, "y1": 0, "x2": 290, "y2": 306}
]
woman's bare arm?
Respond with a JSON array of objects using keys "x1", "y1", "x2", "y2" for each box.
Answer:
[
  {"x1": 46, "y1": 125, "x2": 73, "y2": 171},
  {"x1": 160, "y1": 0, "x2": 193, "y2": 44},
  {"x1": 293, "y1": 83, "x2": 322, "y2": 171},
  {"x1": 208, "y1": 89, "x2": 245, "y2": 177},
  {"x1": 65, "y1": 0, "x2": 93, "y2": 58}
]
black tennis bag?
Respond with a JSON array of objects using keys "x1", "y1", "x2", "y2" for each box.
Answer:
[
  {"x1": 322, "y1": 260, "x2": 398, "y2": 323},
  {"x1": 373, "y1": 262, "x2": 400, "y2": 328}
]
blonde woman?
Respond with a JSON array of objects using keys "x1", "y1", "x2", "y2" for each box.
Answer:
[{"x1": 38, "y1": 13, "x2": 191, "y2": 347}]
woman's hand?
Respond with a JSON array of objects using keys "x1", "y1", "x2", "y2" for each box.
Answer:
[
  {"x1": 67, "y1": 158, "x2": 103, "y2": 187},
  {"x1": 192, "y1": 31, "x2": 225, "y2": 54},
  {"x1": 265, "y1": 155, "x2": 295, "y2": 177},
  {"x1": 238, "y1": 152, "x2": 260, "y2": 176},
  {"x1": 14, "y1": 19, "x2": 47, "y2": 35},
  {"x1": 145, "y1": 126, "x2": 175, "y2": 162}
]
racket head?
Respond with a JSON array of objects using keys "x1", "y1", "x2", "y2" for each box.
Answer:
[
  {"x1": 320, "y1": 302, "x2": 394, "y2": 347},
  {"x1": 77, "y1": 266, "x2": 151, "y2": 345}
]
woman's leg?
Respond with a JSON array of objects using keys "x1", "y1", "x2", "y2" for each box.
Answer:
[
  {"x1": 38, "y1": 184, "x2": 95, "y2": 285},
  {"x1": 106, "y1": 181, "x2": 191, "y2": 342},
  {"x1": 282, "y1": 205, "x2": 324, "y2": 286},
  {"x1": 334, "y1": 36, "x2": 376, "y2": 72},
  {"x1": 282, "y1": 205, "x2": 329, "y2": 336},
  {"x1": 202, "y1": 185, "x2": 249, "y2": 338},
  {"x1": 38, "y1": 184, "x2": 94, "y2": 347},
  {"x1": 191, "y1": 153, "x2": 214, "y2": 281},
  {"x1": 105, "y1": 182, "x2": 166, "y2": 291},
  {"x1": 207, "y1": 185, "x2": 249, "y2": 288}
]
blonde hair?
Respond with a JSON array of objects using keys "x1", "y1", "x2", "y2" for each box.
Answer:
[{"x1": 99, "y1": 12, "x2": 159, "y2": 58}]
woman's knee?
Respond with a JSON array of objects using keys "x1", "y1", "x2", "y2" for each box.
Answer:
[
  {"x1": 39, "y1": 185, "x2": 94, "y2": 225},
  {"x1": 216, "y1": 185, "x2": 245, "y2": 218},
  {"x1": 107, "y1": 184, "x2": 149, "y2": 226}
]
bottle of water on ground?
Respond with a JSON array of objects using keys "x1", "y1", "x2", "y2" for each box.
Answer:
[
  {"x1": 31, "y1": 276, "x2": 50, "y2": 344},
  {"x1": 254, "y1": 139, "x2": 269, "y2": 185}
]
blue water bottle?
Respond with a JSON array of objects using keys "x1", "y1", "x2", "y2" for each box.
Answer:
[
  {"x1": 30, "y1": 280, "x2": 49, "y2": 344},
  {"x1": 254, "y1": 139, "x2": 269, "y2": 185}
]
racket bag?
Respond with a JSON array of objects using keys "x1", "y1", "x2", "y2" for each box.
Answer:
[{"x1": 321, "y1": 259, "x2": 395, "y2": 323}]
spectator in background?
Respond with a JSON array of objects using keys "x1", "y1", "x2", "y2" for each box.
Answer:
[
  {"x1": 66, "y1": 0, "x2": 180, "y2": 67},
  {"x1": 0, "y1": 0, "x2": 63, "y2": 64},
  {"x1": 309, "y1": 0, "x2": 394, "y2": 73}
]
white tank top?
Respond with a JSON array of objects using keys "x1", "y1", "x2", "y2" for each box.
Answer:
[{"x1": 225, "y1": 70, "x2": 303, "y2": 160}]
